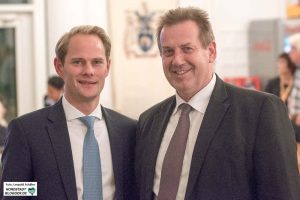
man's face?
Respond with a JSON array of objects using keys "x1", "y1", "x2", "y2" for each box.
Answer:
[
  {"x1": 160, "y1": 20, "x2": 216, "y2": 101},
  {"x1": 54, "y1": 34, "x2": 110, "y2": 106},
  {"x1": 289, "y1": 46, "x2": 300, "y2": 66}
]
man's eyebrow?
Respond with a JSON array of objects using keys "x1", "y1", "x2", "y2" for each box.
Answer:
[
  {"x1": 93, "y1": 57, "x2": 105, "y2": 60},
  {"x1": 161, "y1": 43, "x2": 193, "y2": 48},
  {"x1": 180, "y1": 43, "x2": 193, "y2": 47}
]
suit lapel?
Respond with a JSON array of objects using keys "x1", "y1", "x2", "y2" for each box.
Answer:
[
  {"x1": 101, "y1": 107, "x2": 124, "y2": 197},
  {"x1": 47, "y1": 100, "x2": 78, "y2": 200},
  {"x1": 185, "y1": 76, "x2": 230, "y2": 198},
  {"x1": 143, "y1": 97, "x2": 176, "y2": 199}
]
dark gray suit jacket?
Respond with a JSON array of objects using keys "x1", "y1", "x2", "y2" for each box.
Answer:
[
  {"x1": 135, "y1": 75, "x2": 300, "y2": 200},
  {"x1": 0, "y1": 100, "x2": 136, "y2": 200}
]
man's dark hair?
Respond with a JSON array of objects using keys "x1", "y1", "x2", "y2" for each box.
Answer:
[{"x1": 48, "y1": 76, "x2": 64, "y2": 90}]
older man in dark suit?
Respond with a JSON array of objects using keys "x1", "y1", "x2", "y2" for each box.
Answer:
[
  {"x1": 135, "y1": 7, "x2": 300, "y2": 200},
  {"x1": 1, "y1": 25, "x2": 136, "y2": 200}
]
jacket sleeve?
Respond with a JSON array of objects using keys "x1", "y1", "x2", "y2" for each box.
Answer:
[
  {"x1": 0, "y1": 119, "x2": 32, "y2": 200},
  {"x1": 254, "y1": 95, "x2": 300, "y2": 200}
]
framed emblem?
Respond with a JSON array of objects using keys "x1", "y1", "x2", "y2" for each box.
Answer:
[{"x1": 124, "y1": 2, "x2": 162, "y2": 58}]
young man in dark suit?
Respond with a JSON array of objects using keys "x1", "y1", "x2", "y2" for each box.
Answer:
[
  {"x1": 135, "y1": 7, "x2": 300, "y2": 200},
  {"x1": 1, "y1": 25, "x2": 136, "y2": 200}
]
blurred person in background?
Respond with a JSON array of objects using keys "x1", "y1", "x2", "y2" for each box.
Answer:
[
  {"x1": 288, "y1": 33, "x2": 300, "y2": 133},
  {"x1": 265, "y1": 52, "x2": 300, "y2": 171},
  {"x1": 44, "y1": 75, "x2": 64, "y2": 107},
  {"x1": 265, "y1": 52, "x2": 296, "y2": 107},
  {"x1": 287, "y1": 33, "x2": 300, "y2": 172}
]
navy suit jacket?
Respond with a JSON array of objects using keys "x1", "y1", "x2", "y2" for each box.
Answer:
[
  {"x1": 135, "y1": 75, "x2": 300, "y2": 200},
  {"x1": 0, "y1": 100, "x2": 136, "y2": 200}
]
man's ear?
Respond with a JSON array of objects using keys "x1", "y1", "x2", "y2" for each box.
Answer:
[
  {"x1": 105, "y1": 59, "x2": 111, "y2": 77},
  {"x1": 54, "y1": 57, "x2": 64, "y2": 77},
  {"x1": 208, "y1": 41, "x2": 217, "y2": 63}
]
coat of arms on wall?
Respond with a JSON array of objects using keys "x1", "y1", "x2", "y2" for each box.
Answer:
[{"x1": 124, "y1": 2, "x2": 162, "y2": 58}]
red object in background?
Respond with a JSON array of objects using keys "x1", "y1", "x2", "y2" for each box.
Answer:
[
  {"x1": 223, "y1": 76, "x2": 261, "y2": 91},
  {"x1": 251, "y1": 40, "x2": 272, "y2": 52}
]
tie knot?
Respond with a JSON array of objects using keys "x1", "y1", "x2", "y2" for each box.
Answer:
[
  {"x1": 180, "y1": 103, "x2": 193, "y2": 116},
  {"x1": 79, "y1": 116, "x2": 96, "y2": 129}
]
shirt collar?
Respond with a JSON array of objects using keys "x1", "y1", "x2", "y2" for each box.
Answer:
[
  {"x1": 174, "y1": 73, "x2": 216, "y2": 115},
  {"x1": 62, "y1": 96, "x2": 103, "y2": 121}
]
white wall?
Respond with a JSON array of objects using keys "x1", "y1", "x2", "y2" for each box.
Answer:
[{"x1": 107, "y1": 0, "x2": 178, "y2": 119}]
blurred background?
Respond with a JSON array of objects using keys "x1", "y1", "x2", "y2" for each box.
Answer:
[{"x1": 0, "y1": 0, "x2": 298, "y2": 121}]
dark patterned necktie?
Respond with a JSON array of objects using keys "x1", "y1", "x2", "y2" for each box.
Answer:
[{"x1": 157, "y1": 103, "x2": 193, "y2": 200}]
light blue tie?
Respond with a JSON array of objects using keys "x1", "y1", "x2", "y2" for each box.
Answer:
[{"x1": 80, "y1": 116, "x2": 103, "y2": 200}]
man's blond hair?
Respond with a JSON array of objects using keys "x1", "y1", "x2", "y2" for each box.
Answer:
[{"x1": 55, "y1": 25, "x2": 111, "y2": 64}]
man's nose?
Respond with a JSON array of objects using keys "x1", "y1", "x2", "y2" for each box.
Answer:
[
  {"x1": 83, "y1": 62, "x2": 94, "y2": 75},
  {"x1": 172, "y1": 50, "x2": 185, "y2": 66}
]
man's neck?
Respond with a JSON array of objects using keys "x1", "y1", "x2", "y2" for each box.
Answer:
[{"x1": 64, "y1": 95, "x2": 100, "y2": 116}]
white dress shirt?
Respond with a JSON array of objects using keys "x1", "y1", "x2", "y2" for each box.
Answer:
[
  {"x1": 62, "y1": 97, "x2": 115, "y2": 200},
  {"x1": 153, "y1": 74, "x2": 216, "y2": 200}
]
